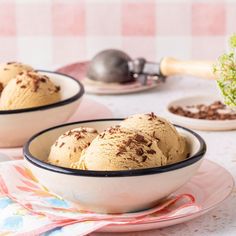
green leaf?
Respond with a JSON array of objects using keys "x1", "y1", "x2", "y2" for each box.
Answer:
[
  {"x1": 213, "y1": 34, "x2": 236, "y2": 107},
  {"x1": 230, "y1": 34, "x2": 236, "y2": 49}
]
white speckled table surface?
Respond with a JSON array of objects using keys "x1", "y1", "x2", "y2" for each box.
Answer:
[{"x1": 88, "y1": 76, "x2": 236, "y2": 236}]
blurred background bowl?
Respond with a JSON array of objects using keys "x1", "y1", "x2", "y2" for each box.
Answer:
[
  {"x1": 23, "y1": 119, "x2": 206, "y2": 214},
  {"x1": 165, "y1": 95, "x2": 236, "y2": 131},
  {"x1": 0, "y1": 71, "x2": 84, "y2": 147}
]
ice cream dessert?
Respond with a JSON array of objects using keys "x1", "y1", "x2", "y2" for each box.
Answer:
[
  {"x1": 0, "y1": 62, "x2": 33, "y2": 87},
  {"x1": 120, "y1": 113, "x2": 189, "y2": 164},
  {"x1": 48, "y1": 127, "x2": 98, "y2": 168},
  {"x1": 72, "y1": 126, "x2": 167, "y2": 171},
  {"x1": 48, "y1": 112, "x2": 189, "y2": 171},
  {"x1": 0, "y1": 71, "x2": 61, "y2": 110}
]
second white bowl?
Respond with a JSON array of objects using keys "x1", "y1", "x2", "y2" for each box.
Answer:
[
  {"x1": 0, "y1": 71, "x2": 84, "y2": 147},
  {"x1": 165, "y1": 95, "x2": 236, "y2": 131}
]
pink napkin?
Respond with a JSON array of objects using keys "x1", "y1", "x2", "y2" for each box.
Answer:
[{"x1": 0, "y1": 160, "x2": 201, "y2": 235}]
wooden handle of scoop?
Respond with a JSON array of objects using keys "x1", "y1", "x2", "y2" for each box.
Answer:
[{"x1": 160, "y1": 57, "x2": 215, "y2": 80}]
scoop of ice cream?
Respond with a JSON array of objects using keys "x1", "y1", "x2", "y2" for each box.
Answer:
[
  {"x1": 48, "y1": 127, "x2": 98, "y2": 168},
  {"x1": 0, "y1": 71, "x2": 61, "y2": 110},
  {"x1": 72, "y1": 126, "x2": 167, "y2": 171},
  {"x1": 120, "y1": 113, "x2": 189, "y2": 164},
  {"x1": 0, "y1": 62, "x2": 33, "y2": 87}
]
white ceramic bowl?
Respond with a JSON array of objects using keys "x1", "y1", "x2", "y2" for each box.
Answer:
[
  {"x1": 23, "y1": 119, "x2": 206, "y2": 214},
  {"x1": 0, "y1": 71, "x2": 84, "y2": 147},
  {"x1": 165, "y1": 95, "x2": 236, "y2": 131}
]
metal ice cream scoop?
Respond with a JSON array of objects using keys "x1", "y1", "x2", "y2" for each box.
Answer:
[{"x1": 87, "y1": 49, "x2": 215, "y2": 85}]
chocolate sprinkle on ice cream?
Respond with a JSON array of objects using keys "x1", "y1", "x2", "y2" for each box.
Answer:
[
  {"x1": 120, "y1": 113, "x2": 189, "y2": 165},
  {"x1": 0, "y1": 71, "x2": 61, "y2": 110},
  {"x1": 75, "y1": 126, "x2": 167, "y2": 171},
  {"x1": 48, "y1": 127, "x2": 98, "y2": 168}
]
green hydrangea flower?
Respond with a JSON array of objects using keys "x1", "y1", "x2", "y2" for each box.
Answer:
[{"x1": 213, "y1": 34, "x2": 236, "y2": 107}]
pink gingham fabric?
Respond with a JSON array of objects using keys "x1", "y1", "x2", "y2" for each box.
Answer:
[{"x1": 0, "y1": 0, "x2": 233, "y2": 68}]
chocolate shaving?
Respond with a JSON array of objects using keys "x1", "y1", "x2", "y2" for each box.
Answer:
[
  {"x1": 142, "y1": 156, "x2": 148, "y2": 162},
  {"x1": 147, "y1": 112, "x2": 156, "y2": 120},
  {"x1": 55, "y1": 86, "x2": 60, "y2": 93},
  {"x1": 169, "y1": 101, "x2": 236, "y2": 120},
  {"x1": 74, "y1": 147, "x2": 76, "y2": 152},
  {"x1": 118, "y1": 146, "x2": 126, "y2": 152},
  {"x1": 75, "y1": 133, "x2": 82, "y2": 140},
  {"x1": 147, "y1": 142, "x2": 152, "y2": 147},
  {"x1": 107, "y1": 127, "x2": 120, "y2": 134},
  {"x1": 20, "y1": 85, "x2": 26, "y2": 89},
  {"x1": 134, "y1": 134, "x2": 147, "y2": 143},
  {"x1": 0, "y1": 82, "x2": 3, "y2": 93},
  {"x1": 136, "y1": 148, "x2": 144, "y2": 156},
  {"x1": 99, "y1": 133, "x2": 105, "y2": 138},
  {"x1": 28, "y1": 73, "x2": 41, "y2": 92},
  {"x1": 7, "y1": 62, "x2": 16, "y2": 65},
  {"x1": 116, "y1": 151, "x2": 122, "y2": 156},
  {"x1": 116, "y1": 145, "x2": 126, "y2": 156},
  {"x1": 59, "y1": 142, "x2": 65, "y2": 148},
  {"x1": 26, "y1": 72, "x2": 51, "y2": 92},
  {"x1": 19, "y1": 72, "x2": 24, "y2": 75},
  {"x1": 124, "y1": 138, "x2": 132, "y2": 146},
  {"x1": 66, "y1": 129, "x2": 87, "y2": 137},
  {"x1": 157, "y1": 119, "x2": 165, "y2": 125},
  {"x1": 16, "y1": 79, "x2": 22, "y2": 84},
  {"x1": 147, "y1": 149, "x2": 156, "y2": 154}
]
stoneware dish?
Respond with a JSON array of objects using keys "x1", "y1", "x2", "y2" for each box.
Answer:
[
  {"x1": 0, "y1": 71, "x2": 84, "y2": 147},
  {"x1": 23, "y1": 119, "x2": 206, "y2": 214},
  {"x1": 165, "y1": 95, "x2": 236, "y2": 131}
]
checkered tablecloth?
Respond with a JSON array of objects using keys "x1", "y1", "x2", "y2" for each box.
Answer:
[{"x1": 0, "y1": 0, "x2": 234, "y2": 68}]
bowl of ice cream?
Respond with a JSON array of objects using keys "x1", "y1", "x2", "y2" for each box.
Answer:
[
  {"x1": 24, "y1": 113, "x2": 206, "y2": 214},
  {"x1": 0, "y1": 62, "x2": 84, "y2": 147}
]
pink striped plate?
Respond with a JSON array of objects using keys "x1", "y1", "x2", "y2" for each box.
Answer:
[{"x1": 99, "y1": 159, "x2": 234, "y2": 232}]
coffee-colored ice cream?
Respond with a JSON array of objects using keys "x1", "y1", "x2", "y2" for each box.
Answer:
[
  {"x1": 0, "y1": 62, "x2": 33, "y2": 87},
  {"x1": 73, "y1": 126, "x2": 167, "y2": 171},
  {"x1": 48, "y1": 127, "x2": 98, "y2": 168},
  {"x1": 0, "y1": 71, "x2": 61, "y2": 110},
  {"x1": 120, "y1": 113, "x2": 189, "y2": 164}
]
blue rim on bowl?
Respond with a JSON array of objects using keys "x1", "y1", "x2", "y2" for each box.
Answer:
[
  {"x1": 0, "y1": 70, "x2": 84, "y2": 115},
  {"x1": 23, "y1": 119, "x2": 207, "y2": 177}
]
